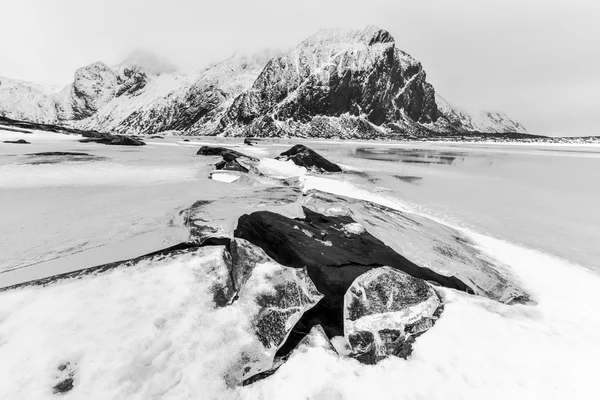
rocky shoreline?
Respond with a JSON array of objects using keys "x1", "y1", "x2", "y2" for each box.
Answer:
[{"x1": 0, "y1": 142, "x2": 531, "y2": 392}]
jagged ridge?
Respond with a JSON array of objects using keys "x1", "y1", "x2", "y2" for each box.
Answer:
[{"x1": 0, "y1": 27, "x2": 527, "y2": 138}]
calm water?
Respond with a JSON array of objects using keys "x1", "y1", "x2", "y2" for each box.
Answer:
[{"x1": 323, "y1": 143, "x2": 600, "y2": 271}]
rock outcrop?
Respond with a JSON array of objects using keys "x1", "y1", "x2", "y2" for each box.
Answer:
[
  {"x1": 234, "y1": 207, "x2": 471, "y2": 337},
  {"x1": 344, "y1": 267, "x2": 443, "y2": 363},
  {"x1": 303, "y1": 190, "x2": 529, "y2": 304},
  {"x1": 277, "y1": 144, "x2": 342, "y2": 172}
]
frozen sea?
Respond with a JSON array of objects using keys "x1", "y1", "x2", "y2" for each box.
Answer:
[{"x1": 1, "y1": 129, "x2": 599, "y2": 399}]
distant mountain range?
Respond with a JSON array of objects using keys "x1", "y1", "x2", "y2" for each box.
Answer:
[{"x1": 0, "y1": 26, "x2": 527, "y2": 138}]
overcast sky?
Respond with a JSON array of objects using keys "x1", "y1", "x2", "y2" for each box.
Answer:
[{"x1": 1, "y1": 0, "x2": 598, "y2": 136}]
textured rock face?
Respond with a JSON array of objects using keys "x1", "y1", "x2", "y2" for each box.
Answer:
[
  {"x1": 303, "y1": 190, "x2": 529, "y2": 304},
  {"x1": 221, "y1": 26, "x2": 439, "y2": 137},
  {"x1": 56, "y1": 62, "x2": 119, "y2": 120},
  {"x1": 277, "y1": 144, "x2": 343, "y2": 173},
  {"x1": 234, "y1": 207, "x2": 471, "y2": 337},
  {"x1": 344, "y1": 267, "x2": 443, "y2": 363}
]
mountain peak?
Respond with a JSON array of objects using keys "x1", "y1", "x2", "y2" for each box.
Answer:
[
  {"x1": 117, "y1": 49, "x2": 177, "y2": 75},
  {"x1": 307, "y1": 26, "x2": 395, "y2": 47}
]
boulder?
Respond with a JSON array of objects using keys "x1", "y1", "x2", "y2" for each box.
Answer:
[
  {"x1": 277, "y1": 144, "x2": 342, "y2": 172},
  {"x1": 234, "y1": 207, "x2": 470, "y2": 338},
  {"x1": 344, "y1": 267, "x2": 443, "y2": 363},
  {"x1": 3, "y1": 139, "x2": 30, "y2": 144},
  {"x1": 225, "y1": 239, "x2": 323, "y2": 385},
  {"x1": 303, "y1": 190, "x2": 529, "y2": 304},
  {"x1": 196, "y1": 146, "x2": 257, "y2": 161}
]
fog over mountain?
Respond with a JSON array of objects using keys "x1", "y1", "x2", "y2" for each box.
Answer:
[{"x1": 1, "y1": 0, "x2": 599, "y2": 136}]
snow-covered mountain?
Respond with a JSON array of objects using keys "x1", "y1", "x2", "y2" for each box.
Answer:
[{"x1": 0, "y1": 27, "x2": 527, "y2": 137}]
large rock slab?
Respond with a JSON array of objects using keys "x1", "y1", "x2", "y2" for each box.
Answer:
[
  {"x1": 225, "y1": 239, "x2": 323, "y2": 385},
  {"x1": 234, "y1": 207, "x2": 470, "y2": 337},
  {"x1": 277, "y1": 144, "x2": 342, "y2": 173},
  {"x1": 303, "y1": 190, "x2": 529, "y2": 304},
  {"x1": 344, "y1": 267, "x2": 443, "y2": 363}
]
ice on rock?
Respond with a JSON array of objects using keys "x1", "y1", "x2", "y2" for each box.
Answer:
[
  {"x1": 226, "y1": 239, "x2": 323, "y2": 385},
  {"x1": 342, "y1": 223, "x2": 366, "y2": 235},
  {"x1": 303, "y1": 189, "x2": 529, "y2": 304},
  {"x1": 293, "y1": 324, "x2": 338, "y2": 356},
  {"x1": 344, "y1": 267, "x2": 442, "y2": 364}
]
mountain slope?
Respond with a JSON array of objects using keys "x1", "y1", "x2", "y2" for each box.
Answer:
[
  {"x1": 0, "y1": 78, "x2": 58, "y2": 123},
  {"x1": 0, "y1": 27, "x2": 527, "y2": 138},
  {"x1": 218, "y1": 26, "x2": 440, "y2": 138},
  {"x1": 435, "y1": 94, "x2": 526, "y2": 134}
]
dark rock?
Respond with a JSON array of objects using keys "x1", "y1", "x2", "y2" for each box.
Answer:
[
  {"x1": 115, "y1": 65, "x2": 148, "y2": 97},
  {"x1": 393, "y1": 175, "x2": 423, "y2": 184},
  {"x1": 277, "y1": 144, "x2": 342, "y2": 173},
  {"x1": 183, "y1": 139, "x2": 190, "y2": 142},
  {"x1": 79, "y1": 134, "x2": 145, "y2": 146},
  {"x1": 234, "y1": 207, "x2": 471, "y2": 338},
  {"x1": 149, "y1": 135, "x2": 164, "y2": 139},
  {"x1": 27, "y1": 152, "x2": 91, "y2": 156},
  {"x1": 344, "y1": 267, "x2": 443, "y2": 363},
  {"x1": 303, "y1": 190, "x2": 529, "y2": 304},
  {"x1": 3, "y1": 139, "x2": 30, "y2": 144},
  {"x1": 196, "y1": 146, "x2": 257, "y2": 161},
  {"x1": 53, "y1": 378, "x2": 74, "y2": 394},
  {"x1": 53, "y1": 361, "x2": 76, "y2": 394}
]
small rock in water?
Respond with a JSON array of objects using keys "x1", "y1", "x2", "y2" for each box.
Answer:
[
  {"x1": 344, "y1": 267, "x2": 443, "y2": 364},
  {"x1": 53, "y1": 378, "x2": 74, "y2": 394},
  {"x1": 277, "y1": 144, "x2": 342, "y2": 173},
  {"x1": 3, "y1": 139, "x2": 30, "y2": 144},
  {"x1": 196, "y1": 146, "x2": 257, "y2": 160},
  {"x1": 53, "y1": 361, "x2": 76, "y2": 394}
]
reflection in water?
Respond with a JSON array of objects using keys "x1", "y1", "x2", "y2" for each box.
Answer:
[
  {"x1": 348, "y1": 147, "x2": 498, "y2": 167},
  {"x1": 392, "y1": 175, "x2": 423, "y2": 184},
  {"x1": 352, "y1": 147, "x2": 468, "y2": 165}
]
